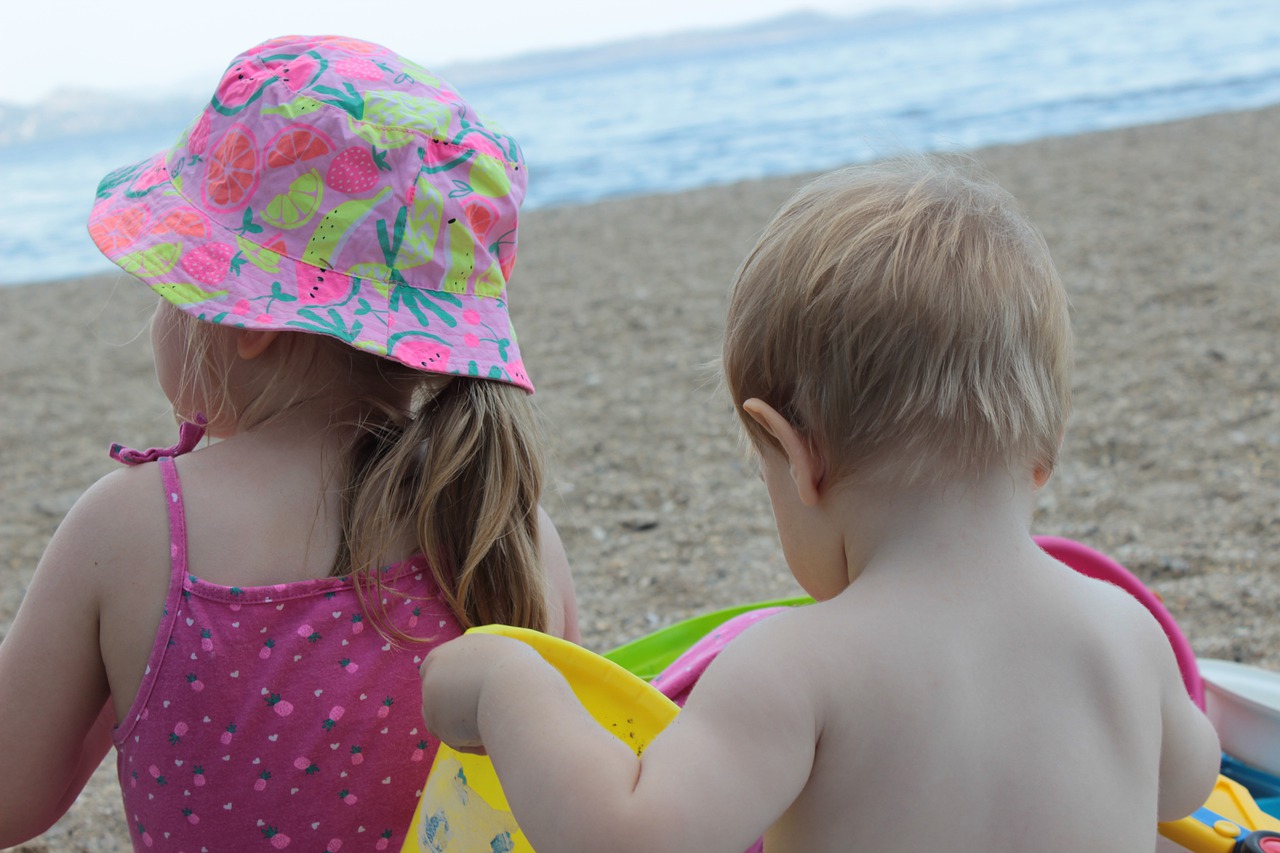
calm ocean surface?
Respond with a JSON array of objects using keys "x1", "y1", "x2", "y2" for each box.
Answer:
[{"x1": 2, "y1": 0, "x2": 1279, "y2": 286}]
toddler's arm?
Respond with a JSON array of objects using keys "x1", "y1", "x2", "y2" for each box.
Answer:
[
  {"x1": 1154, "y1": 639, "x2": 1221, "y2": 822},
  {"x1": 422, "y1": 611, "x2": 817, "y2": 852}
]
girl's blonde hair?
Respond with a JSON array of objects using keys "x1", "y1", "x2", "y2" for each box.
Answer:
[
  {"x1": 723, "y1": 155, "x2": 1072, "y2": 487},
  {"x1": 166, "y1": 311, "x2": 549, "y2": 639}
]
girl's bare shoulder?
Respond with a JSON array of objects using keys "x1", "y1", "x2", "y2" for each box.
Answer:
[{"x1": 51, "y1": 462, "x2": 170, "y2": 583}]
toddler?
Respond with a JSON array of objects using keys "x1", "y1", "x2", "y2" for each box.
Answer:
[
  {"x1": 0, "y1": 35, "x2": 578, "y2": 851},
  {"x1": 420, "y1": 155, "x2": 1220, "y2": 851}
]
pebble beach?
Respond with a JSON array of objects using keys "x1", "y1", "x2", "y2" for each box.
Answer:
[{"x1": 2, "y1": 104, "x2": 1278, "y2": 851}]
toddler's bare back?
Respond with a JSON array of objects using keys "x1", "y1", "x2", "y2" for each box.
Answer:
[{"x1": 735, "y1": 552, "x2": 1209, "y2": 851}]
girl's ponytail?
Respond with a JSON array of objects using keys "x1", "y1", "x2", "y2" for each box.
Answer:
[{"x1": 343, "y1": 377, "x2": 549, "y2": 641}]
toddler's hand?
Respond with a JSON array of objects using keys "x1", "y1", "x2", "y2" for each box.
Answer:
[{"x1": 421, "y1": 633, "x2": 534, "y2": 754}]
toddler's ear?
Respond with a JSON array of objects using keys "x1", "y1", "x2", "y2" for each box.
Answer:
[
  {"x1": 741, "y1": 399, "x2": 825, "y2": 506},
  {"x1": 234, "y1": 328, "x2": 281, "y2": 360},
  {"x1": 1033, "y1": 430, "x2": 1066, "y2": 489}
]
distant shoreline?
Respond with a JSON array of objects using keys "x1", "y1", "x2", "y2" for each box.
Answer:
[{"x1": 5, "y1": 101, "x2": 1280, "y2": 290}]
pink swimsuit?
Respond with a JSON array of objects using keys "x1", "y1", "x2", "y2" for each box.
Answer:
[{"x1": 112, "y1": 454, "x2": 462, "y2": 851}]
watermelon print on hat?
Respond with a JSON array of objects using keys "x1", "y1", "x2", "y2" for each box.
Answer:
[{"x1": 87, "y1": 35, "x2": 532, "y2": 391}]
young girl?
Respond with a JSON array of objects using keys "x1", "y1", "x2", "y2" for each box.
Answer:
[{"x1": 0, "y1": 35, "x2": 578, "y2": 851}]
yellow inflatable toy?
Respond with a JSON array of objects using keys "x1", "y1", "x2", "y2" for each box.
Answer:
[
  {"x1": 401, "y1": 625, "x2": 679, "y2": 853},
  {"x1": 1160, "y1": 774, "x2": 1280, "y2": 852}
]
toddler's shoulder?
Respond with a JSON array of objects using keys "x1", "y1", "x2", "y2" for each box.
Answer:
[
  {"x1": 1057, "y1": 564, "x2": 1186, "y2": 681},
  {"x1": 1067, "y1": 567, "x2": 1165, "y2": 631},
  {"x1": 699, "y1": 601, "x2": 871, "y2": 697}
]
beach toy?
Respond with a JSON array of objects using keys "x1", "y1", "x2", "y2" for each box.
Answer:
[
  {"x1": 402, "y1": 625, "x2": 679, "y2": 852},
  {"x1": 1222, "y1": 755, "x2": 1280, "y2": 800},
  {"x1": 1159, "y1": 774, "x2": 1280, "y2": 851},
  {"x1": 1199, "y1": 659, "x2": 1280, "y2": 778},
  {"x1": 1221, "y1": 754, "x2": 1280, "y2": 821},
  {"x1": 604, "y1": 594, "x2": 810, "y2": 680}
]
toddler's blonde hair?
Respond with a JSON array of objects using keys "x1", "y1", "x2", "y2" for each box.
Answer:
[{"x1": 723, "y1": 154, "x2": 1072, "y2": 486}]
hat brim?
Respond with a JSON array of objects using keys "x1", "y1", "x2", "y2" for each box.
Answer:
[{"x1": 88, "y1": 151, "x2": 531, "y2": 392}]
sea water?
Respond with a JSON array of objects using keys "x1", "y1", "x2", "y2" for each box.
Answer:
[{"x1": 2, "y1": 0, "x2": 1279, "y2": 287}]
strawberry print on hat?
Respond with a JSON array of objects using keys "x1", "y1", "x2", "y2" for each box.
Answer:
[{"x1": 87, "y1": 35, "x2": 532, "y2": 391}]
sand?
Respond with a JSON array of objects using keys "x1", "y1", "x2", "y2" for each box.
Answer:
[{"x1": 2, "y1": 105, "x2": 1278, "y2": 851}]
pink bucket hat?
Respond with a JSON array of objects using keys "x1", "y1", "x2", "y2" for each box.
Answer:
[{"x1": 88, "y1": 35, "x2": 532, "y2": 391}]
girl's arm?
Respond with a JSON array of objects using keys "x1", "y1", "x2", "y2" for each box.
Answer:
[
  {"x1": 422, "y1": 612, "x2": 816, "y2": 852},
  {"x1": 0, "y1": 471, "x2": 139, "y2": 844},
  {"x1": 538, "y1": 506, "x2": 581, "y2": 643}
]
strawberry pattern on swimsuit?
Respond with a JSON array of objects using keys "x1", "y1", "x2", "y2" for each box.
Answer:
[{"x1": 113, "y1": 458, "x2": 462, "y2": 851}]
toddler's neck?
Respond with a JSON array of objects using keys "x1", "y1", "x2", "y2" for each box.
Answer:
[{"x1": 835, "y1": 462, "x2": 1044, "y2": 589}]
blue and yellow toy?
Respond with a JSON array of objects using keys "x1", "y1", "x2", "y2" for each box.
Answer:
[{"x1": 1159, "y1": 774, "x2": 1280, "y2": 852}]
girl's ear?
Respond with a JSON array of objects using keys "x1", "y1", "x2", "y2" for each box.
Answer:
[
  {"x1": 234, "y1": 328, "x2": 281, "y2": 360},
  {"x1": 741, "y1": 398, "x2": 825, "y2": 506}
]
